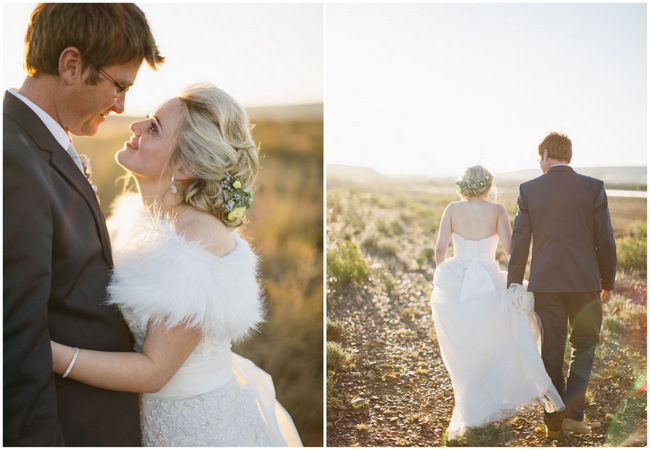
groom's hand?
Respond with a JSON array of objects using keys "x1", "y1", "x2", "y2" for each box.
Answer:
[{"x1": 600, "y1": 290, "x2": 613, "y2": 303}]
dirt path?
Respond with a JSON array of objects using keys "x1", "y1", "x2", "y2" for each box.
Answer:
[{"x1": 326, "y1": 190, "x2": 647, "y2": 447}]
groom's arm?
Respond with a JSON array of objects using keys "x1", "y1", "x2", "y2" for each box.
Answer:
[
  {"x1": 593, "y1": 181, "x2": 616, "y2": 291},
  {"x1": 3, "y1": 139, "x2": 65, "y2": 445},
  {"x1": 507, "y1": 185, "x2": 532, "y2": 287}
]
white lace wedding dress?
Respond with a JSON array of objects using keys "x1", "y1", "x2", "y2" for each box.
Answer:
[
  {"x1": 430, "y1": 232, "x2": 564, "y2": 440},
  {"x1": 105, "y1": 194, "x2": 302, "y2": 447}
]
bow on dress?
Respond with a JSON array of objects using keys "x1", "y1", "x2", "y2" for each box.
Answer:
[{"x1": 456, "y1": 247, "x2": 497, "y2": 303}]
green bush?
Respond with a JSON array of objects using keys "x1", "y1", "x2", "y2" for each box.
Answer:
[
  {"x1": 360, "y1": 230, "x2": 380, "y2": 249},
  {"x1": 602, "y1": 316, "x2": 622, "y2": 333},
  {"x1": 376, "y1": 238, "x2": 400, "y2": 257},
  {"x1": 377, "y1": 271, "x2": 396, "y2": 295},
  {"x1": 616, "y1": 236, "x2": 646, "y2": 271},
  {"x1": 327, "y1": 241, "x2": 367, "y2": 283},
  {"x1": 376, "y1": 217, "x2": 404, "y2": 236},
  {"x1": 620, "y1": 303, "x2": 647, "y2": 329},
  {"x1": 327, "y1": 318, "x2": 345, "y2": 340},
  {"x1": 327, "y1": 341, "x2": 352, "y2": 372},
  {"x1": 421, "y1": 247, "x2": 436, "y2": 259}
]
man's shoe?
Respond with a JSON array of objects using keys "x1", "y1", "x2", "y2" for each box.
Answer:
[
  {"x1": 562, "y1": 418, "x2": 591, "y2": 434},
  {"x1": 545, "y1": 426, "x2": 562, "y2": 439}
]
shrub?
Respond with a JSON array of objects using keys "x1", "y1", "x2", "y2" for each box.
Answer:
[
  {"x1": 602, "y1": 316, "x2": 622, "y2": 333},
  {"x1": 616, "y1": 236, "x2": 646, "y2": 272},
  {"x1": 327, "y1": 341, "x2": 352, "y2": 372},
  {"x1": 327, "y1": 241, "x2": 367, "y2": 283},
  {"x1": 376, "y1": 238, "x2": 400, "y2": 257},
  {"x1": 445, "y1": 422, "x2": 513, "y2": 446},
  {"x1": 628, "y1": 222, "x2": 647, "y2": 239},
  {"x1": 400, "y1": 306, "x2": 416, "y2": 320},
  {"x1": 605, "y1": 295, "x2": 628, "y2": 316},
  {"x1": 376, "y1": 217, "x2": 404, "y2": 236},
  {"x1": 360, "y1": 230, "x2": 380, "y2": 249},
  {"x1": 327, "y1": 318, "x2": 345, "y2": 340},
  {"x1": 377, "y1": 272, "x2": 395, "y2": 295},
  {"x1": 421, "y1": 247, "x2": 436, "y2": 259},
  {"x1": 620, "y1": 303, "x2": 647, "y2": 329}
]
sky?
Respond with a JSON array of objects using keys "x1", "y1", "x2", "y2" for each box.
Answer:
[
  {"x1": 3, "y1": 3, "x2": 323, "y2": 115},
  {"x1": 326, "y1": 3, "x2": 647, "y2": 176}
]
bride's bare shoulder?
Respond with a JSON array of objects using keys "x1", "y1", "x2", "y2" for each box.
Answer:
[
  {"x1": 486, "y1": 201, "x2": 509, "y2": 215},
  {"x1": 176, "y1": 209, "x2": 235, "y2": 257}
]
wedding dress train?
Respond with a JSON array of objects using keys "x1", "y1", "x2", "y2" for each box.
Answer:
[
  {"x1": 430, "y1": 233, "x2": 564, "y2": 439},
  {"x1": 105, "y1": 194, "x2": 302, "y2": 447}
]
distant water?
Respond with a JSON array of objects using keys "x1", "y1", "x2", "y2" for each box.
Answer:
[{"x1": 607, "y1": 189, "x2": 647, "y2": 199}]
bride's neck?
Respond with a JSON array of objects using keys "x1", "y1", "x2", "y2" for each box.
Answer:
[{"x1": 135, "y1": 178, "x2": 187, "y2": 217}]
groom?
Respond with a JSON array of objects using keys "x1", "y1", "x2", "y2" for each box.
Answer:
[
  {"x1": 4, "y1": 4, "x2": 163, "y2": 446},
  {"x1": 507, "y1": 132, "x2": 616, "y2": 438}
]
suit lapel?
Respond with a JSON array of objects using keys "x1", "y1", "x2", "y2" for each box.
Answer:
[
  {"x1": 50, "y1": 150, "x2": 114, "y2": 266},
  {"x1": 3, "y1": 91, "x2": 113, "y2": 267}
]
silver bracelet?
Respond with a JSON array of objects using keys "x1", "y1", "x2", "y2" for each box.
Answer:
[{"x1": 62, "y1": 347, "x2": 80, "y2": 378}]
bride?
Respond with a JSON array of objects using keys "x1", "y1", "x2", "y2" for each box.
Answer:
[
  {"x1": 430, "y1": 165, "x2": 565, "y2": 440},
  {"x1": 50, "y1": 83, "x2": 302, "y2": 447}
]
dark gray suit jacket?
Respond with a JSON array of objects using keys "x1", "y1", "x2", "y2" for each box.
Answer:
[
  {"x1": 507, "y1": 165, "x2": 616, "y2": 292},
  {"x1": 3, "y1": 91, "x2": 141, "y2": 446}
]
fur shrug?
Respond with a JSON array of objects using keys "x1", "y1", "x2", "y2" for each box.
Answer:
[{"x1": 105, "y1": 194, "x2": 264, "y2": 341}]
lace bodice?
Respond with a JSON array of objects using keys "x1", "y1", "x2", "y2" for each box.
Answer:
[
  {"x1": 121, "y1": 306, "x2": 235, "y2": 401},
  {"x1": 451, "y1": 232, "x2": 499, "y2": 262}
]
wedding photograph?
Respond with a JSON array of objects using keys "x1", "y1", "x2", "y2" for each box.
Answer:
[
  {"x1": 326, "y1": 3, "x2": 646, "y2": 447},
  {"x1": 3, "y1": 3, "x2": 322, "y2": 446}
]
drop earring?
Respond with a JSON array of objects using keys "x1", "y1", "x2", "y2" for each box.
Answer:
[{"x1": 170, "y1": 175, "x2": 178, "y2": 194}]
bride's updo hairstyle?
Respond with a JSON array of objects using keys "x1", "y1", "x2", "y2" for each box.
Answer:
[
  {"x1": 172, "y1": 83, "x2": 259, "y2": 228},
  {"x1": 455, "y1": 165, "x2": 495, "y2": 200}
]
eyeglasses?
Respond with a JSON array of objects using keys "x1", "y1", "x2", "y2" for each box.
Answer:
[{"x1": 97, "y1": 68, "x2": 129, "y2": 97}]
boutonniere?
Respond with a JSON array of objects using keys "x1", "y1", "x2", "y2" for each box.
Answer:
[{"x1": 79, "y1": 154, "x2": 100, "y2": 203}]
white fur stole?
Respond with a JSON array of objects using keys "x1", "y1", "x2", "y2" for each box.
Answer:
[{"x1": 105, "y1": 194, "x2": 264, "y2": 341}]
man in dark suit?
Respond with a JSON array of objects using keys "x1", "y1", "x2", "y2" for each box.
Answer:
[
  {"x1": 3, "y1": 4, "x2": 163, "y2": 446},
  {"x1": 507, "y1": 132, "x2": 616, "y2": 439}
]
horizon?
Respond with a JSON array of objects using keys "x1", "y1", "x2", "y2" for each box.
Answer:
[{"x1": 327, "y1": 162, "x2": 648, "y2": 179}]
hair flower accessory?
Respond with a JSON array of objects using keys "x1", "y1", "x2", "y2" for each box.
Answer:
[
  {"x1": 221, "y1": 174, "x2": 252, "y2": 221},
  {"x1": 455, "y1": 174, "x2": 493, "y2": 193}
]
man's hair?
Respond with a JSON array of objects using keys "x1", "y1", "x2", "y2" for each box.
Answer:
[
  {"x1": 538, "y1": 132, "x2": 572, "y2": 163},
  {"x1": 24, "y1": 3, "x2": 164, "y2": 81}
]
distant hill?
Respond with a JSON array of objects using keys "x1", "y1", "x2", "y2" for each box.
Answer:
[
  {"x1": 327, "y1": 164, "x2": 386, "y2": 181},
  {"x1": 248, "y1": 103, "x2": 322, "y2": 122},
  {"x1": 327, "y1": 164, "x2": 647, "y2": 190},
  {"x1": 97, "y1": 103, "x2": 322, "y2": 134},
  {"x1": 495, "y1": 166, "x2": 647, "y2": 187}
]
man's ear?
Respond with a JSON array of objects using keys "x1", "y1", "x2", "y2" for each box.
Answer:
[
  {"x1": 58, "y1": 46, "x2": 84, "y2": 85},
  {"x1": 541, "y1": 149, "x2": 549, "y2": 161}
]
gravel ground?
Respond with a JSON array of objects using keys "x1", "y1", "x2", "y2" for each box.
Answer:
[{"x1": 326, "y1": 190, "x2": 647, "y2": 447}]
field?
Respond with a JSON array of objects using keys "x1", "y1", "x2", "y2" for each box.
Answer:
[
  {"x1": 74, "y1": 105, "x2": 323, "y2": 446},
  {"x1": 326, "y1": 175, "x2": 647, "y2": 447}
]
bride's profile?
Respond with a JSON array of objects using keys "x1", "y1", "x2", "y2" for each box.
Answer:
[
  {"x1": 50, "y1": 83, "x2": 302, "y2": 447},
  {"x1": 430, "y1": 165, "x2": 564, "y2": 440}
]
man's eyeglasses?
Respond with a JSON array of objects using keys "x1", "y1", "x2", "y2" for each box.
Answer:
[{"x1": 97, "y1": 68, "x2": 129, "y2": 97}]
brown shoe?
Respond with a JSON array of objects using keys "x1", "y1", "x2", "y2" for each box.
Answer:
[
  {"x1": 546, "y1": 426, "x2": 562, "y2": 439},
  {"x1": 562, "y1": 418, "x2": 591, "y2": 434}
]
